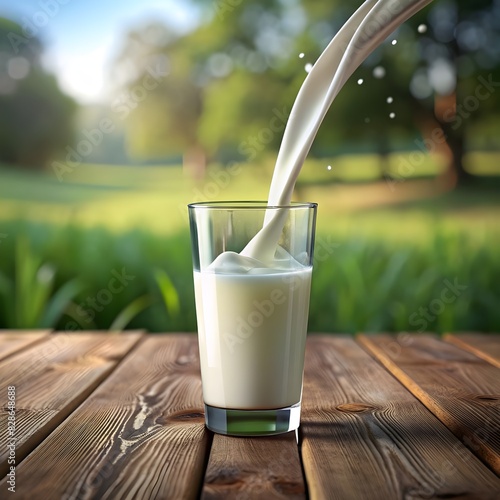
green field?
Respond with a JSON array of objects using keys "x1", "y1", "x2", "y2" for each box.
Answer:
[{"x1": 1, "y1": 152, "x2": 499, "y2": 333}]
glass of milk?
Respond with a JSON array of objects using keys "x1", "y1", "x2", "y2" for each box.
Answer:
[{"x1": 188, "y1": 201, "x2": 317, "y2": 436}]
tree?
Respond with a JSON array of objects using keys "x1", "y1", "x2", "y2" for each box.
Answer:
[
  {"x1": 0, "y1": 18, "x2": 77, "y2": 170},
  {"x1": 111, "y1": 22, "x2": 207, "y2": 176}
]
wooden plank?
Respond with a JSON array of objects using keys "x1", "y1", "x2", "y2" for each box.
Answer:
[
  {"x1": 202, "y1": 432, "x2": 305, "y2": 499},
  {"x1": 301, "y1": 335, "x2": 500, "y2": 500},
  {"x1": 0, "y1": 334, "x2": 210, "y2": 499},
  {"x1": 358, "y1": 334, "x2": 500, "y2": 476},
  {"x1": 0, "y1": 331, "x2": 142, "y2": 478},
  {"x1": 444, "y1": 333, "x2": 500, "y2": 368},
  {"x1": 0, "y1": 330, "x2": 50, "y2": 361}
]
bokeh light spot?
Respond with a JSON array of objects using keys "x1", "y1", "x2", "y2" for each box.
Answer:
[{"x1": 7, "y1": 57, "x2": 30, "y2": 80}]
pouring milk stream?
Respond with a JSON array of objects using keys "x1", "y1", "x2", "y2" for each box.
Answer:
[{"x1": 239, "y1": 0, "x2": 434, "y2": 263}]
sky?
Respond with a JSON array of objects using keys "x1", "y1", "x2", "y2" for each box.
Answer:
[{"x1": 0, "y1": 0, "x2": 201, "y2": 103}]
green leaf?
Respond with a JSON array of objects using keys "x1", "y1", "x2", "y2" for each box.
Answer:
[
  {"x1": 109, "y1": 294, "x2": 153, "y2": 331},
  {"x1": 31, "y1": 263, "x2": 56, "y2": 327},
  {"x1": 0, "y1": 271, "x2": 12, "y2": 298},
  {"x1": 39, "y1": 278, "x2": 85, "y2": 328},
  {"x1": 63, "y1": 300, "x2": 96, "y2": 330},
  {"x1": 154, "y1": 269, "x2": 180, "y2": 318},
  {"x1": 15, "y1": 236, "x2": 43, "y2": 327},
  {"x1": 0, "y1": 271, "x2": 13, "y2": 326}
]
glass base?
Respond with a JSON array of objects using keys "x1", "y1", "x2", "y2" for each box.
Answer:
[{"x1": 204, "y1": 403, "x2": 300, "y2": 436}]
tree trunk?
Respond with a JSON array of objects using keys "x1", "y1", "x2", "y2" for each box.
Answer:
[
  {"x1": 439, "y1": 120, "x2": 474, "y2": 188},
  {"x1": 377, "y1": 133, "x2": 391, "y2": 180},
  {"x1": 435, "y1": 30, "x2": 474, "y2": 188},
  {"x1": 183, "y1": 145, "x2": 206, "y2": 181}
]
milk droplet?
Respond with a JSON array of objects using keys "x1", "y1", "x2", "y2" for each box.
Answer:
[
  {"x1": 305, "y1": 63, "x2": 313, "y2": 73},
  {"x1": 373, "y1": 66, "x2": 386, "y2": 79},
  {"x1": 391, "y1": 39, "x2": 397, "y2": 45},
  {"x1": 389, "y1": 112, "x2": 396, "y2": 119},
  {"x1": 299, "y1": 52, "x2": 305, "y2": 58},
  {"x1": 327, "y1": 165, "x2": 332, "y2": 171},
  {"x1": 357, "y1": 78, "x2": 364, "y2": 85},
  {"x1": 386, "y1": 96, "x2": 393, "y2": 103},
  {"x1": 417, "y1": 24, "x2": 427, "y2": 34}
]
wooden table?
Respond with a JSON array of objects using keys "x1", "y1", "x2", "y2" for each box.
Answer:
[{"x1": 0, "y1": 331, "x2": 499, "y2": 499}]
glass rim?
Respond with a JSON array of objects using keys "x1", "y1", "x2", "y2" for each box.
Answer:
[{"x1": 188, "y1": 201, "x2": 317, "y2": 210}]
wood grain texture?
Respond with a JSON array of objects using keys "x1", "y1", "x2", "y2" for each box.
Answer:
[
  {"x1": 444, "y1": 333, "x2": 500, "y2": 368},
  {"x1": 202, "y1": 432, "x2": 305, "y2": 499},
  {"x1": 0, "y1": 330, "x2": 50, "y2": 361},
  {"x1": 358, "y1": 334, "x2": 500, "y2": 476},
  {"x1": 0, "y1": 332, "x2": 142, "y2": 478},
  {"x1": 1, "y1": 334, "x2": 210, "y2": 500},
  {"x1": 301, "y1": 335, "x2": 500, "y2": 500}
]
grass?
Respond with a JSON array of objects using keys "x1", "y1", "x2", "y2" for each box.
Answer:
[{"x1": 0, "y1": 152, "x2": 499, "y2": 333}]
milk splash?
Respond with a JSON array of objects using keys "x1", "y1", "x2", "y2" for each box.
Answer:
[{"x1": 239, "y1": 0, "x2": 434, "y2": 263}]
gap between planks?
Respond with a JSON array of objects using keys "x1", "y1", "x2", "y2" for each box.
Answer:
[
  {"x1": 444, "y1": 333, "x2": 500, "y2": 369},
  {"x1": 0, "y1": 334, "x2": 210, "y2": 499},
  {"x1": 300, "y1": 335, "x2": 500, "y2": 499},
  {"x1": 0, "y1": 331, "x2": 143, "y2": 478},
  {"x1": 357, "y1": 333, "x2": 500, "y2": 476},
  {"x1": 0, "y1": 330, "x2": 52, "y2": 362}
]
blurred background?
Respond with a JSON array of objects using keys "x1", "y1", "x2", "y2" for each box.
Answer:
[{"x1": 0, "y1": 0, "x2": 499, "y2": 333}]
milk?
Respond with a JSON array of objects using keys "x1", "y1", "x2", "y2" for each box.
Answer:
[{"x1": 194, "y1": 265, "x2": 312, "y2": 409}]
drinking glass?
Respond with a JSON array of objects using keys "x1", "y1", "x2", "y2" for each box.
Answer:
[{"x1": 188, "y1": 201, "x2": 317, "y2": 436}]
